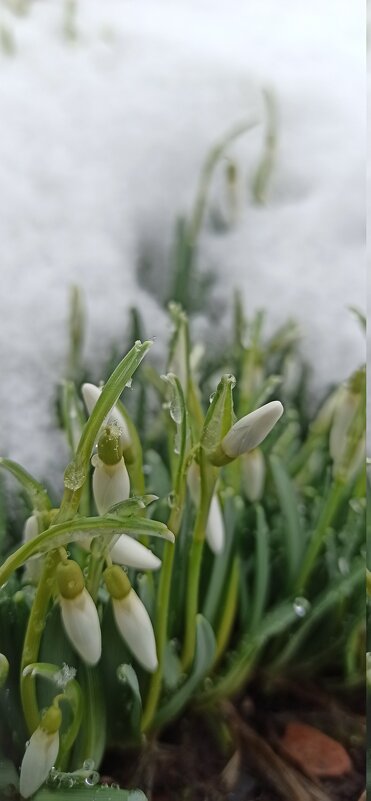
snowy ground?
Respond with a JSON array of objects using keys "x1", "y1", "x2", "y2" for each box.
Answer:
[{"x1": 0, "y1": 0, "x2": 365, "y2": 488}]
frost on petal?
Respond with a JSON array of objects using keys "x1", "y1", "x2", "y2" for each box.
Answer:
[
  {"x1": 110, "y1": 534, "x2": 161, "y2": 570},
  {"x1": 59, "y1": 589, "x2": 101, "y2": 666},
  {"x1": 93, "y1": 459, "x2": 130, "y2": 515},
  {"x1": 222, "y1": 400, "x2": 283, "y2": 458},
  {"x1": 206, "y1": 494, "x2": 225, "y2": 554},
  {"x1": 82, "y1": 383, "x2": 131, "y2": 449},
  {"x1": 19, "y1": 728, "x2": 59, "y2": 798},
  {"x1": 112, "y1": 589, "x2": 158, "y2": 672}
]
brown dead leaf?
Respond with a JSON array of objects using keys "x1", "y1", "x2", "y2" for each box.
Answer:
[{"x1": 279, "y1": 721, "x2": 352, "y2": 779}]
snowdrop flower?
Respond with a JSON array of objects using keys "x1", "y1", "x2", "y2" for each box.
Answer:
[
  {"x1": 82, "y1": 382, "x2": 132, "y2": 452},
  {"x1": 57, "y1": 560, "x2": 101, "y2": 666},
  {"x1": 91, "y1": 424, "x2": 131, "y2": 515},
  {"x1": 92, "y1": 454, "x2": 130, "y2": 515},
  {"x1": 110, "y1": 534, "x2": 161, "y2": 571},
  {"x1": 242, "y1": 448, "x2": 266, "y2": 502},
  {"x1": 20, "y1": 704, "x2": 61, "y2": 798},
  {"x1": 221, "y1": 400, "x2": 283, "y2": 459},
  {"x1": 205, "y1": 494, "x2": 225, "y2": 554},
  {"x1": 104, "y1": 566, "x2": 158, "y2": 672},
  {"x1": 188, "y1": 463, "x2": 225, "y2": 554},
  {"x1": 22, "y1": 514, "x2": 43, "y2": 584}
]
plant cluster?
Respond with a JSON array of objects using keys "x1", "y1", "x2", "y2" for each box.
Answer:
[{"x1": 0, "y1": 292, "x2": 365, "y2": 800}]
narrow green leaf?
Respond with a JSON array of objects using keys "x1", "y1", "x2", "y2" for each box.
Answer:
[
  {"x1": 0, "y1": 516, "x2": 174, "y2": 585},
  {"x1": 117, "y1": 663, "x2": 142, "y2": 733},
  {"x1": 249, "y1": 505, "x2": 269, "y2": 632},
  {"x1": 154, "y1": 615, "x2": 215, "y2": 728},
  {"x1": 198, "y1": 602, "x2": 297, "y2": 703},
  {"x1": 0, "y1": 457, "x2": 51, "y2": 511},
  {"x1": 271, "y1": 559, "x2": 364, "y2": 672},
  {"x1": 106, "y1": 495, "x2": 158, "y2": 517},
  {"x1": 60, "y1": 381, "x2": 85, "y2": 454},
  {"x1": 269, "y1": 454, "x2": 303, "y2": 586},
  {"x1": 161, "y1": 372, "x2": 189, "y2": 493}
]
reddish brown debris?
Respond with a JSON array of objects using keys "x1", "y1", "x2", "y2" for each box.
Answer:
[{"x1": 279, "y1": 721, "x2": 353, "y2": 779}]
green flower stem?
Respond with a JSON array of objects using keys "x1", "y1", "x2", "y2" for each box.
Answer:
[
  {"x1": 295, "y1": 477, "x2": 346, "y2": 593},
  {"x1": 181, "y1": 470, "x2": 216, "y2": 672},
  {"x1": 20, "y1": 552, "x2": 60, "y2": 734},
  {"x1": 181, "y1": 536, "x2": 204, "y2": 671},
  {"x1": 213, "y1": 555, "x2": 239, "y2": 668},
  {"x1": 141, "y1": 512, "x2": 179, "y2": 733},
  {"x1": 85, "y1": 550, "x2": 104, "y2": 602}
]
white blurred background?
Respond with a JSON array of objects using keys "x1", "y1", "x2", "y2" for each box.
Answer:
[{"x1": 0, "y1": 0, "x2": 365, "y2": 486}]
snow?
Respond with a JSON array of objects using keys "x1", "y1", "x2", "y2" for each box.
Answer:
[{"x1": 0, "y1": 0, "x2": 365, "y2": 488}]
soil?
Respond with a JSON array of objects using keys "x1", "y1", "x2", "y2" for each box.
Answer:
[{"x1": 101, "y1": 681, "x2": 366, "y2": 801}]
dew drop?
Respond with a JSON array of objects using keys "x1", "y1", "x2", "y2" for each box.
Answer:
[
  {"x1": 83, "y1": 758, "x2": 95, "y2": 771},
  {"x1": 293, "y1": 596, "x2": 311, "y2": 618},
  {"x1": 126, "y1": 378, "x2": 133, "y2": 389},
  {"x1": 209, "y1": 391, "x2": 216, "y2": 404},
  {"x1": 84, "y1": 771, "x2": 99, "y2": 786}
]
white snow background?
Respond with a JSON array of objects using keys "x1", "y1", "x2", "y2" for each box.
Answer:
[{"x1": 0, "y1": 0, "x2": 365, "y2": 491}]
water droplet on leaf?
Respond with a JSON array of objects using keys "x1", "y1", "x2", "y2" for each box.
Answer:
[{"x1": 293, "y1": 597, "x2": 311, "y2": 618}]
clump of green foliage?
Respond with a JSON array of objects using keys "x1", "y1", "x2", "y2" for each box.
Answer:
[{"x1": 0, "y1": 291, "x2": 365, "y2": 800}]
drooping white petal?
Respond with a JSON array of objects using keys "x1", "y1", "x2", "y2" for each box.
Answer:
[
  {"x1": 19, "y1": 727, "x2": 59, "y2": 798},
  {"x1": 59, "y1": 588, "x2": 101, "y2": 666},
  {"x1": 22, "y1": 515, "x2": 43, "y2": 583},
  {"x1": 110, "y1": 534, "x2": 161, "y2": 571},
  {"x1": 221, "y1": 400, "x2": 283, "y2": 458},
  {"x1": 206, "y1": 494, "x2": 225, "y2": 554},
  {"x1": 242, "y1": 448, "x2": 266, "y2": 502},
  {"x1": 112, "y1": 588, "x2": 158, "y2": 672},
  {"x1": 93, "y1": 459, "x2": 130, "y2": 515},
  {"x1": 23, "y1": 514, "x2": 39, "y2": 542},
  {"x1": 82, "y1": 383, "x2": 131, "y2": 449},
  {"x1": 188, "y1": 464, "x2": 224, "y2": 553}
]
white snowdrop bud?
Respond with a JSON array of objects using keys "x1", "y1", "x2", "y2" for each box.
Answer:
[
  {"x1": 110, "y1": 534, "x2": 161, "y2": 571},
  {"x1": 242, "y1": 448, "x2": 266, "y2": 502},
  {"x1": 82, "y1": 382, "x2": 132, "y2": 451},
  {"x1": 221, "y1": 401, "x2": 283, "y2": 459},
  {"x1": 104, "y1": 566, "x2": 158, "y2": 672},
  {"x1": 22, "y1": 514, "x2": 42, "y2": 584},
  {"x1": 205, "y1": 494, "x2": 225, "y2": 554},
  {"x1": 19, "y1": 706, "x2": 61, "y2": 798},
  {"x1": 188, "y1": 462, "x2": 225, "y2": 554},
  {"x1": 92, "y1": 456, "x2": 130, "y2": 515},
  {"x1": 57, "y1": 561, "x2": 101, "y2": 666}
]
